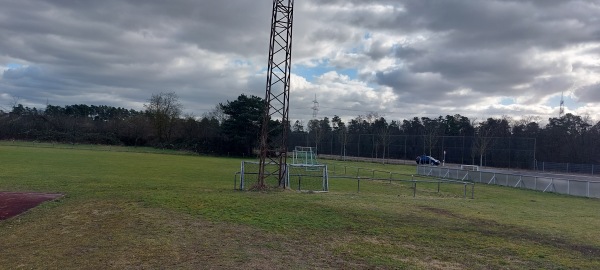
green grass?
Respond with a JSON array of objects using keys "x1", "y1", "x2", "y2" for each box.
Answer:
[{"x1": 1, "y1": 145, "x2": 599, "y2": 269}]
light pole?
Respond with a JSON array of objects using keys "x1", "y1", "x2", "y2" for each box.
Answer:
[{"x1": 443, "y1": 150, "x2": 446, "y2": 166}]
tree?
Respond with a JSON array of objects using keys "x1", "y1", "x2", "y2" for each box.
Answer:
[
  {"x1": 219, "y1": 94, "x2": 264, "y2": 156},
  {"x1": 292, "y1": 120, "x2": 304, "y2": 133},
  {"x1": 472, "y1": 117, "x2": 510, "y2": 166},
  {"x1": 144, "y1": 92, "x2": 183, "y2": 144},
  {"x1": 332, "y1": 115, "x2": 348, "y2": 159},
  {"x1": 542, "y1": 113, "x2": 592, "y2": 163},
  {"x1": 308, "y1": 118, "x2": 330, "y2": 151},
  {"x1": 422, "y1": 117, "x2": 445, "y2": 156},
  {"x1": 444, "y1": 114, "x2": 474, "y2": 136},
  {"x1": 204, "y1": 104, "x2": 226, "y2": 125},
  {"x1": 373, "y1": 117, "x2": 391, "y2": 163}
]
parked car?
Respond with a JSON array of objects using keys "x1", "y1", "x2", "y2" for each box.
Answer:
[{"x1": 415, "y1": 155, "x2": 441, "y2": 165}]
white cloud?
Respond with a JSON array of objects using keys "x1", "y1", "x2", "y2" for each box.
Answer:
[{"x1": 0, "y1": 0, "x2": 599, "y2": 123}]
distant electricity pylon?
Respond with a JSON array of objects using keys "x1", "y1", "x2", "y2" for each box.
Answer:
[
  {"x1": 312, "y1": 94, "x2": 319, "y2": 119},
  {"x1": 559, "y1": 91, "x2": 565, "y2": 117},
  {"x1": 257, "y1": 0, "x2": 295, "y2": 189}
]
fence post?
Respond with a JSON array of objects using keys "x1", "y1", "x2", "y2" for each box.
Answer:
[
  {"x1": 471, "y1": 184, "x2": 474, "y2": 199},
  {"x1": 464, "y1": 184, "x2": 467, "y2": 198},
  {"x1": 240, "y1": 162, "x2": 245, "y2": 190},
  {"x1": 298, "y1": 176, "x2": 301, "y2": 191},
  {"x1": 357, "y1": 177, "x2": 360, "y2": 193},
  {"x1": 413, "y1": 181, "x2": 416, "y2": 197},
  {"x1": 587, "y1": 181, "x2": 590, "y2": 198}
]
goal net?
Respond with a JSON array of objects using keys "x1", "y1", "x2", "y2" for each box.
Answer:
[
  {"x1": 239, "y1": 161, "x2": 328, "y2": 192},
  {"x1": 287, "y1": 163, "x2": 329, "y2": 192},
  {"x1": 292, "y1": 146, "x2": 318, "y2": 165},
  {"x1": 239, "y1": 161, "x2": 282, "y2": 190}
]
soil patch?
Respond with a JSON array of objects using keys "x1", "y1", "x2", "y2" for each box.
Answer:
[{"x1": 0, "y1": 192, "x2": 63, "y2": 220}]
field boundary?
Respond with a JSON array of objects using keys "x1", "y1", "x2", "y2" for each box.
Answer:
[{"x1": 418, "y1": 165, "x2": 600, "y2": 198}]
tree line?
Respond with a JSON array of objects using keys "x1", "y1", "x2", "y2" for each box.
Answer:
[{"x1": 1, "y1": 93, "x2": 599, "y2": 168}]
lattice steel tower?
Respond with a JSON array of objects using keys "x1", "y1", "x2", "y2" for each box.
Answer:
[
  {"x1": 312, "y1": 94, "x2": 319, "y2": 119},
  {"x1": 559, "y1": 91, "x2": 565, "y2": 117},
  {"x1": 257, "y1": 0, "x2": 295, "y2": 188}
]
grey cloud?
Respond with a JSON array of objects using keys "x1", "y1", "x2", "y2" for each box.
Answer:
[
  {"x1": 366, "y1": 40, "x2": 391, "y2": 60},
  {"x1": 408, "y1": 49, "x2": 548, "y2": 95},
  {"x1": 575, "y1": 83, "x2": 600, "y2": 103},
  {"x1": 394, "y1": 46, "x2": 425, "y2": 60},
  {"x1": 375, "y1": 67, "x2": 461, "y2": 105},
  {"x1": 1, "y1": 0, "x2": 599, "y2": 122}
]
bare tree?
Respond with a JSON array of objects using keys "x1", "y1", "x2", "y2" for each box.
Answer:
[
  {"x1": 374, "y1": 117, "x2": 391, "y2": 163},
  {"x1": 203, "y1": 104, "x2": 226, "y2": 124},
  {"x1": 422, "y1": 117, "x2": 444, "y2": 157},
  {"x1": 144, "y1": 92, "x2": 182, "y2": 144},
  {"x1": 472, "y1": 117, "x2": 509, "y2": 167},
  {"x1": 332, "y1": 115, "x2": 348, "y2": 160}
]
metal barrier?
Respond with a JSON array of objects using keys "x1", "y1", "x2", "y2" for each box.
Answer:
[
  {"x1": 235, "y1": 164, "x2": 475, "y2": 198},
  {"x1": 535, "y1": 161, "x2": 599, "y2": 175},
  {"x1": 328, "y1": 165, "x2": 474, "y2": 198},
  {"x1": 418, "y1": 166, "x2": 600, "y2": 198}
]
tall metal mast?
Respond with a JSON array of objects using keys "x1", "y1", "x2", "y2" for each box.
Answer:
[
  {"x1": 312, "y1": 94, "x2": 319, "y2": 119},
  {"x1": 559, "y1": 91, "x2": 565, "y2": 118},
  {"x1": 257, "y1": 0, "x2": 295, "y2": 188}
]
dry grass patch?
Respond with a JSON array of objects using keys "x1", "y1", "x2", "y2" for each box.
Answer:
[{"x1": 0, "y1": 198, "x2": 375, "y2": 269}]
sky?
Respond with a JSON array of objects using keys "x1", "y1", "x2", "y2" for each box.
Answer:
[{"x1": 1, "y1": 0, "x2": 600, "y2": 125}]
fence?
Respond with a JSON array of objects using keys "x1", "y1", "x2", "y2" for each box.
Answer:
[
  {"x1": 535, "y1": 161, "x2": 600, "y2": 175},
  {"x1": 289, "y1": 134, "x2": 536, "y2": 170},
  {"x1": 234, "y1": 163, "x2": 475, "y2": 198},
  {"x1": 326, "y1": 164, "x2": 475, "y2": 198},
  {"x1": 417, "y1": 165, "x2": 600, "y2": 199}
]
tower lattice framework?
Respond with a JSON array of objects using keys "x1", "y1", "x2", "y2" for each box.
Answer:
[{"x1": 257, "y1": 0, "x2": 295, "y2": 188}]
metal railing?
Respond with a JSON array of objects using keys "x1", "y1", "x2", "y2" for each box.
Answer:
[
  {"x1": 235, "y1": 164, "x2": 475, "y2": 198},
  {"x1": 535, "y1": 161, "x2": 599, "y2": 175},
  {"x1": 418, "y1": 165, "x2": 600, "y2": 198},
  {"x1": 327, "y1": 165, "x2": 474, "y2": 198}
]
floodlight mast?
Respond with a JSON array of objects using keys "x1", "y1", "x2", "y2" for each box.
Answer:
[{"x1": 257, "y1": 0, "x2": 295, "y2": 189}]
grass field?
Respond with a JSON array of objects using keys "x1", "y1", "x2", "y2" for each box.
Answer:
[{"x1": 0, "y1": 145, "x2": 599, "y2": 269}]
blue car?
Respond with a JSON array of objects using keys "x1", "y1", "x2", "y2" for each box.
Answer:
[{"x1": 415, "y1": 155, "x2": 440, "y2": 165}]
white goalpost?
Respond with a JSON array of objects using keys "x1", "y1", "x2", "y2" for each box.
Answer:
[
  {"x1": 239, "y1": 161, "x2": 328, "y2": 192},
  {"x1": 292, "y1": 146, "x2": 318, "y2": 165}
]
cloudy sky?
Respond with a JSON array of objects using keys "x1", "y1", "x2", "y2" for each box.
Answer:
[{"x1": 1, "y1": 0, "x2": 599, "y2": 124}]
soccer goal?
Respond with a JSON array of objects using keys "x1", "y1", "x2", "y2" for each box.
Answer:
[
  {"x1": 238, "y1": 161, "x2": 328, "y2": 192},
  {"x1": 292, "y1": 146, "x2": 318, "y2": 165},
  {"x1": 287, "y1": 163, "x2": 329, "y2": 192},
  {"x1": 460, "y1": 165, "x2": 480, "y2": 171},
  {"x1": 239, "y1": 161, "x2": 282, "y2": 190}
]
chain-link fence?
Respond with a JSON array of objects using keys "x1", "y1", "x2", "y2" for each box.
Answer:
[
  {"x1": 289, "y1": 134, "x2": 536, "y2": 169},
  {"x1": 418, "y1": 165, "x2": 600, "y2": 198},
  {"x1": 535, "y1": 161, "x2": 600, "y2": 175}
]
